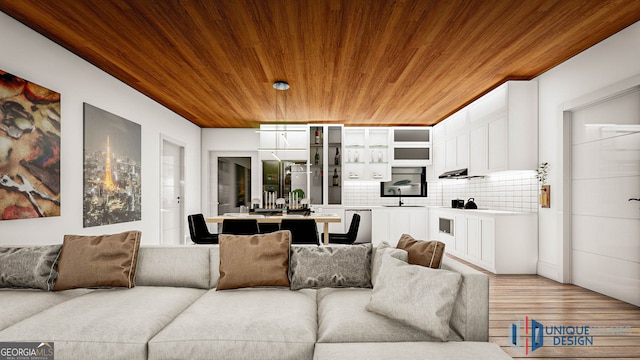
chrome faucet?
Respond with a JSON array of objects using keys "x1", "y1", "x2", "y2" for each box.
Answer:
[{"x1": 398, "y1": 188, "x2": 404, "y2": 207}]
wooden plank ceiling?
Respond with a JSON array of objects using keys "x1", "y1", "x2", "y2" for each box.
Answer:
[{"x1": 1, "y1": 0, "x2": 639, "y2": 128}]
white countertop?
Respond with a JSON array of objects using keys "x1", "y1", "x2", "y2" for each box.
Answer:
[{"x1": 343, "y1": 205, "x2": 532, "y2": 215}]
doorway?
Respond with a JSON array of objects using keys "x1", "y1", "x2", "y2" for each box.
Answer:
[
  {"x1": 160, "y1": 138, "x2": 185, "y2": 245},
  {"x1": 217, "y1": 157, "x2": 252, "y2": 216},
  {"x1": 569, "y1": 86, "x2": 640, "y2": 306}
]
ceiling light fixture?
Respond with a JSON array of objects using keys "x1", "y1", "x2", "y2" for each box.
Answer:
[{"x1": 272, "y1": 81, "x2": 290, "y2": 91}]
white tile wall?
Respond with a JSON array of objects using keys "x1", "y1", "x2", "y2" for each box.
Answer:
[{"x1": 343, "y1": 171, "x2": 539, "y2": 213}]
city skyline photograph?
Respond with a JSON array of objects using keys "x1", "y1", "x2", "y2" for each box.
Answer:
[{"x1": 83, "y1": 103, "x2": 141, "y2": 227}]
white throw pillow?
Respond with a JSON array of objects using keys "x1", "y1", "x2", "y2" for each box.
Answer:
[
  {"x1": 371, "y1": 242, "x2": 408, "y2": 287},
  {"x1": 366, "y1": 255, "x2": 462, "y2": 341}
]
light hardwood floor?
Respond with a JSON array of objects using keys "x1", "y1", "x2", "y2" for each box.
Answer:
[{"x1": 449, "y1": 255, "x2": 640, "y2": 359}]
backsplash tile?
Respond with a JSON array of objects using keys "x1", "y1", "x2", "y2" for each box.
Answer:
[{"x1": 343, "y1": 171, "x2": 538, "y2": 213}]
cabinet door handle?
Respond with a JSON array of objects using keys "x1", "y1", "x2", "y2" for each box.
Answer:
[{"x1": 629, "y1": 198, "x2": 640, "y2": 202}]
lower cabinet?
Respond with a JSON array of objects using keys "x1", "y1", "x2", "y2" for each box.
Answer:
[
  {"x1": 429, "y1": 209, "x2": 537, "y2": 274},
  {"x1": 372, "y1": 207, "x2": 428, "y2": 246}
]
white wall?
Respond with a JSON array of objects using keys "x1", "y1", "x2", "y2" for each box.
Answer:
[
  {"x1": 536, "y1": 21, "x2": 640, "y2": 282},
  {"x1": 0, "y1": 12, "x2": 202, "y2": 245}
]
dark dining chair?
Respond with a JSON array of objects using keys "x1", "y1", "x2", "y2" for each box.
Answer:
[
  {"x1": 324, "y1": 214, "x2": 361, "y2": 245},
  {"x1": 188, "y1": 214, "x2": 219, "y2": 244},
  {"x1": 221, "y1": 219, "x2": 260, "y2": 235},
  {"x1": 280, "y1": 219, "x2": 320, "y2": 245},
  {"x1": 258, "y1": 223, "x2": 280, "y2": 234}
]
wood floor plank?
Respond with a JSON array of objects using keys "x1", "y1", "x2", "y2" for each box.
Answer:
[{"x1": 447, "y1": 255, "x2": 640, "y2": 359}]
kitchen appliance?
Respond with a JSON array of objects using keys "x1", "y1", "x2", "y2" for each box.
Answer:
[
  {"x1": 262, "y1": 160, "x2": 307, "y2": 201},
  {"x1": 380, "y1": 167, "x2": 427, "y2": 197},
  {"x1": 345, "y1": 209, "x2": 372, "y2": 243},
  {"x1": 451, "y1": 199, "x2": 464, "y2": 208},
  {"x1": 439, "y1": 217, "x2": 453, "y2": 235},
  {"x1": 439, "y1": 168, "x2": 468, "y2": 179},
  {"x1": 438, "y1": 168, "x2": 485, "y2": 179},
  {"x1": 464, "y1": 198, "x2": 478, "y2": 209}
]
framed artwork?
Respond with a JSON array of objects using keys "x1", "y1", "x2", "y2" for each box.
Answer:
[
  {"x1": 83, "y1": 103, "x2": 141, "y2": 227},
  {"x1": 0, "y1": 70, "x2": 61, "y2": 220}
]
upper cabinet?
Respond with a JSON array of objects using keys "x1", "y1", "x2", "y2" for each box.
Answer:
[
  {"x1": 432, "y1": 80, "x2": 538, "y2": 176},
  {"x1": 392, "y1": 127, "x2": 432, "y2": 166},
  {"x1": 468, "y1": 80, "x2": 538, "y2": 175},
  {"x1": 343, "y1": 127, "x2": 391, "y2": 181},
  {"x1": 258, "y1": 124, "x2": 308, "y2": 161}
]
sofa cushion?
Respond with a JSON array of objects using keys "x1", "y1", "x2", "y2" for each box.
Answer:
[
  {"x1": 53, "y1": 231, "x2": 142, "y2": 290},
  {"x1": 136, "y1": 246, "x2": 211, "y2": 289},
  {"x1": 0, "y1": 245, "x2": 61, "y2": 290},
  {"x1": 366, "y1": 255, "x2": 462, "y2": 341},
  {"x1": 371, "y1": 242, "x2": 407, "y2": 287},
  {"x1": 317, "y1": 288, "x2": 461, "y2": 343},
  {"x1": 396, "y1": 234, "x2": 445, "y2": 268},
  {"x1": 217, "y1": 231, "x2": 291, "y2": 290},
  {"x1": 148, "y1": 288, "x2": 317, "y2": 360},
  {"x1": 313, "y1": 342, "x2": 512, "y2": 360},
  {"x1": 0, "y1": 288, "x2": 93, "y2": 331},
  {"x1": 0, "y1": 286, "x2": 205, "y2": 360},
  {"x1": 290, "y1": 243, "x2": 372, "y2": 290}
]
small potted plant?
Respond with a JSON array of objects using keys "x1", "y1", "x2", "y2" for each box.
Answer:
[{"x1": 536, "y1": 162, "x2": 550, "y2": 208}]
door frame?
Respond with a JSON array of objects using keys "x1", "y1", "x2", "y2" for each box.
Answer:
[
  {"x1": 208, "y1": 151, "x2": 260, "y2": 218},
  {"x1": 560, "y1": 74, "x2": 640, "y2": 283},
  {"x1": 160, "y1": 134, "x2": 186, "y2": 245}
]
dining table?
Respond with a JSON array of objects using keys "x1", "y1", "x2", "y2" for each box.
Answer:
[{"x1": 205, "y1": 213, "x2": 342, "y2": 245}]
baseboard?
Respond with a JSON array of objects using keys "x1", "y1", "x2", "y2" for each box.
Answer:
[{"x1": 537, "y1": 260, "x2": 560, "y2": 282}]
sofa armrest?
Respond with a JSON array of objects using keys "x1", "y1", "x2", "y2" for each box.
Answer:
[{"x1": 441, "y1": 255, "x2": 489, "y2": 341}]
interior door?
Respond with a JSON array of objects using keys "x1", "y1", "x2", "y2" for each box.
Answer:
[
  {"x1": 217, "y1": 157, "x2": 251, "y2": 215},
  {"x1": 161, "y1": 139, "x2": 184, "y2": 245},
  {"x1": 570, "y1": 87, "x2": 640, "y2": 306}
]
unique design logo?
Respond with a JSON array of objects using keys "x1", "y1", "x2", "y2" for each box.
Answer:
[{"x1": 510, "y1": 316, "x2": 544, "y2": 355}]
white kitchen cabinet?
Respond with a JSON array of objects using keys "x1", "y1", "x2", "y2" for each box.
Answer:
[
  {"x1": 469, "y1": 125, "x2": 487, "y2": 175},
  {"x1": 436, "y1": 80, "x2": 537, "y2": 176},
  {"x1": 343, "y1": 127, "x2": 391, "y2": 181},
  {"x1": 371, "y1": 207, "x2": 428, "y2": 246},
  {"x1": 429, "y1": 208, "x2": 537, "y2": 274},
  {"x1": 392, "y1": 127, "x2": 432, "y2": 166},
  {"x1": 443, "y1": 133, "x2": 469, "y2": 172},
  {"x1": 466, "y1": 81, "x2": 538, "y2": 175},
  {"x1": 258, "y1": 124, "x2": 308, "y2": 161}
]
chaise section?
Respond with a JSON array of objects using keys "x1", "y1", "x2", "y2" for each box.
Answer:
[
  {"x1": 313, "y1": 342, "x2": 512, "y2": 360},
  {"x1": 0, "y1": 287, "x2": 205, "y2": 360},
  {"x1": 0, "y1": 288, "x2": 93, "y2": 331},
  {"x1": 317, "y1": 288, "x2": 462, "y2": 343},
  {"x1": 148, "y1": 288, "x2": 318, "y2": 360},
  {"x1": 441, "y1": 256, "x2": 489, "y2": 341}
]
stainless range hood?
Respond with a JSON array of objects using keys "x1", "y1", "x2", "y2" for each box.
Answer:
[
  {"x1": 439, "y1": 168, "x2": 468, "y2": 179},
  {"x1": 438, "y1": 168, "x2": 485, "y2": 179}
]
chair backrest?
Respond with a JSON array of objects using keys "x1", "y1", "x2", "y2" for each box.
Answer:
[
  {"x1": 222, "y1": 219, "x2": 260, "y2": 235},
  {"x1": 280, "y1": 219, "x2": 320, "y2": 245},
  {"x1": 188, "y1": 214, "x2": 210, "y2": 239},
  {"x1": 346, "y1": 214, "x2": 361, "y2": 242}
]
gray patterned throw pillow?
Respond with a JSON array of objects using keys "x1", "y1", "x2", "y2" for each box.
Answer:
[
  {"x1": 290, "y1": 244, "x2": 372, "y2": 290},
  {"x1": 0, "y1": 245, "x2": 62, "y2": 291}
]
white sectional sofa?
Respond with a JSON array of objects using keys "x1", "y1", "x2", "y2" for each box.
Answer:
[{"x1": 0, "y1": 244, "x2": 511, "y2": 360}]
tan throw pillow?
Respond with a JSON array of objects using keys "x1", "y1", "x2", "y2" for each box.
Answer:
[
  {"x1": 396, "y1": 234, "x2": 445, "y2": 268},
  {"x1": 217, "y1": 230, "x2": 290, "y2": 290},
  {"x1": 53, "y1": 231, "x2": 141, "y2": 291},
  {"x1": 366, "y1": 255, "x2": 462, "y2": 341}
]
